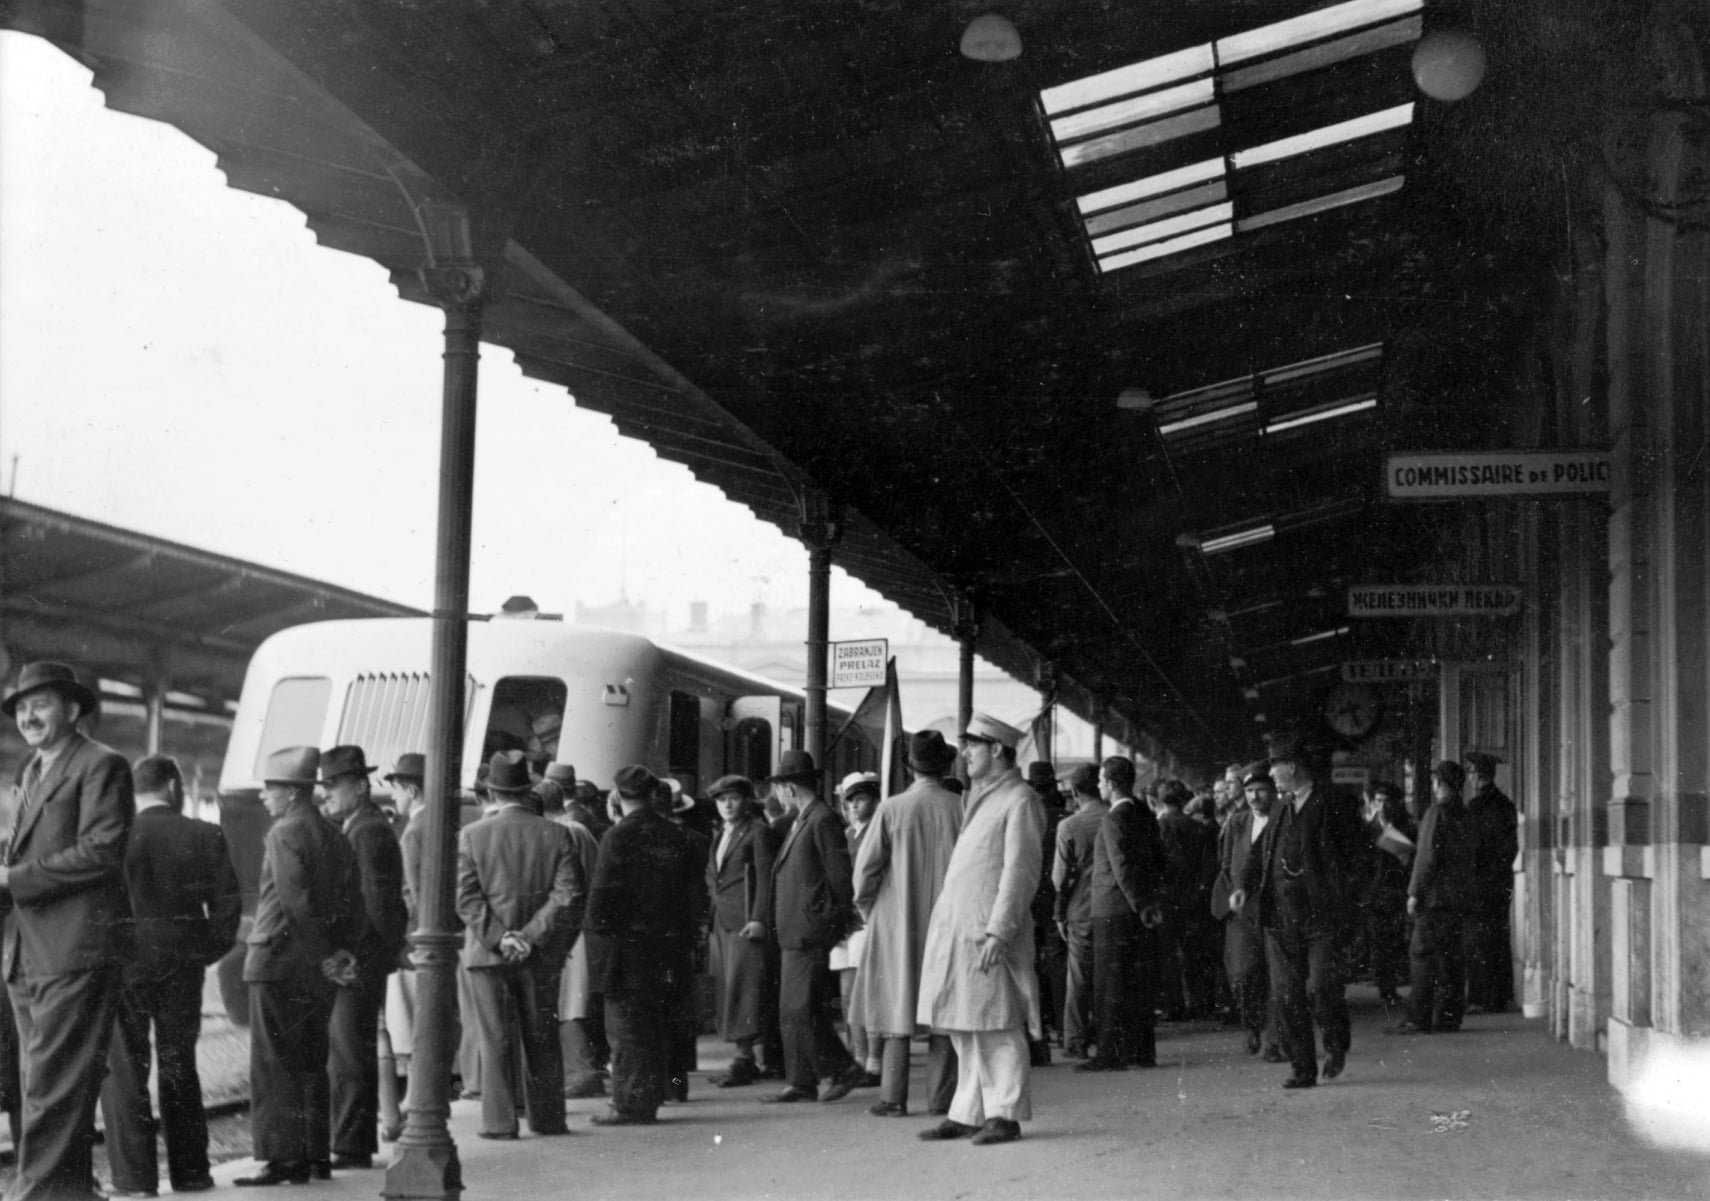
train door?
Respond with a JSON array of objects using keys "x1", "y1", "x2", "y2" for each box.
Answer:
[{"x1": 725, "y1": 696, "x2": 781, "y2": 781}]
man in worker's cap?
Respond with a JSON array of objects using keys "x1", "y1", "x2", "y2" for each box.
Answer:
[
  {"x1": 1389, "y1": 760, "x2": 1476, "y2": 1037},
  {"x1": 762, "y1": 750, "x2": 863, "y2": 1104},
  {"x1": 239, "y1": 746, "x2": 360, "y2": 1186},
  {"x1": 1231, "y1": 728, "x2": 1362, "y2": 1089},
  {"x1": 1, "y1": 661, "x2": 135, "y2": 1198},
  {"x1": 1461, "y1": 752, "x2": 1517, "y2": 1015},
  {"x1": 456, "y1": 750, "x2": 585, "y2": 1139},
  {"x1": 916, "y1": 714, "x2": 1044, "y2": 1146},
  {"x1": 1213, "y1": 763, "x2": 1281, "y2": 1060},
  {"x1": 582, "y1": 765, "x2": 702, "y2": 1126}
]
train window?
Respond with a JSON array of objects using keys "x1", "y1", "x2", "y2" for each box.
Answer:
[
  {"x1": 254, "y1": 676, "x2": 332, "y2": 777},
  {"x1": 668, "y1": 691, "x2": 700, "y2": 790},
  {"x1": 729, "y1": 716, "x2": 773, "y2": 780},
  {"x1": 483, "y1": 676, "x2": 568, "y2": 768}
]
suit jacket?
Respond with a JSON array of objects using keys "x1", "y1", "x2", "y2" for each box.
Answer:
[
  {"x1": 243, "y1": 798, "x2": 360, "y2": 982},
  {"x1": 1212, "y1": 806, "x2": 1263, "y2": 923},
  {"x1": 344, "y1": 802, "x2": 408, "y2": 976},
  {"x1": 1410, "y1": 799, "x2": 1476, "y2": 912},
  {"x1": 4, "y1": 732, "x2": 135, "y2": 979},
  {"x1": 1051, "y1": 800, "x2": 1108, "y2": 926},
  {"x1": 770, "y1": 799, "x2": 854, "y2": 951},
  {"x1": 457, "y1": 805, "x2": 586, "y2": 970},
  {"x1": 1239, "y1": 785, "x2": 1360, "y2": 929},
  {"x1": 1158, "y1": 808, "x2": 1216, "y2": 915},
  {"x1": 706, "y1": 817, "x2": 776, "y2": 933},
  {"x1": 1089, "y1": 798, "x2": 1165, "y2": 920},
  {"x1": 1466, "y1": 785, "x2": 1518, "y2": 908},
  {"x1": 583, "y1": 806, "x2": 700, "y2": 993},
  {"x1": 117, "y1": 805, "x2": 241, "y2": 979}
]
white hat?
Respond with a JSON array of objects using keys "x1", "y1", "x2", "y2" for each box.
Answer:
[
  {"x1": 963, "y1": 711, "x2": 1024, "y2": 749},
  {"x1": 838, "y1": 771, "x2": 880, "y2": 799}
]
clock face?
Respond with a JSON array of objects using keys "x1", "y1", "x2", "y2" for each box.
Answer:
[{"x1": 1324, "y1": 683, "x2": 1382, "y2": 740}]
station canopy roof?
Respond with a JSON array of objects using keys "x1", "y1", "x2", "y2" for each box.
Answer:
[{"x1": 4, "y1": 0, "x2": 1587, "y2": 765}]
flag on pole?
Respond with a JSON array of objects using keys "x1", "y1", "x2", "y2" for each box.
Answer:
[{"x1": 828, "y1": 657, "x2": 906, "y2": 796}]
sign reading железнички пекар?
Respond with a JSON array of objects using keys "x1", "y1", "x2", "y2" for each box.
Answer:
[
  {"x1": 1385, "y1": 450, "x2": 1610, "y2": 499},
  {"x1": 830, "y1": 639, "x2": 888, "y2": 688},
  {"x1": 1348, "y1": 586, "x2": 1522, "y2": 617}
]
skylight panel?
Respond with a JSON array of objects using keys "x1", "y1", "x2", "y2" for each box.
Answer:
[
  {"x1": 1262, "y1": 394, "x2": 1379, "y2": 434},
  {"x1": 1158, "y1": 400, "x2": 1259, "y2": 436},
  {"x1": 1221, "y1": 16, "x2": 1423, "y2": 93},
  {"x1": 1049, "y1": 79, "x2": 1217, "y2": 144},
  {"x1": 1084, "y1": 180, "x2": 1228, "y2": 238},
  {"x1": 1040, "y1": 44, "x2": 1217, "y2": 116},
  {"x1": 1216, "y1": 0, "x2": 1422, "y2": 66},
  {"x1": 1230, "y1": 104, "x2": 1414, "y2": 170},
  {"x1": 1091, "y1": 202, "x2": 1234, "y2": 257},
  {"x1": 1058, "y1": 106, "x2": 1222, "y2": 170},
  {"x1": 1076, "y1": 159, "x2": 1225, "y2": 216},
  {"x1": 1164, "y1": 375, "x2": 1255, "y2": 407},
  {"x1": 1098, "y1": 223, "x2": 1232, "y2": 272},
  {"x1": 1237, "y1": 175, "x2": 1406, "y2": 231}
]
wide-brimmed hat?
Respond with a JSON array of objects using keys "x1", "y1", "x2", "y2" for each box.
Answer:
[
  {"x1": 544, "y1": 763, "x2": 578, "y2": 786},
  {"x1": 2, "y1": 661, "x2": 99, "y2": 719},
  {"x1": 709, "y1": 774, "x2": 756, "y2": 802},
  {"x1": 613, "y1": 764, "x2": 658, "y2": 800},
  {"x1": 486, "y1": 750, "x2": 534, "y2": 794},
  {"x1": 263, "y1": 746, "x2": 320, "y2": 788},
  {"x1": 767, "y1": 749, "x2": 823, "y2": 786},
  {"x1": 320, "y1": 745, "x2": 376, "y2": 783},
  {"x1": 907, "y1": 730, "x2": 958, "y2": 774},
  {"x1": 385, "y1": 753, "x2": 426, "y2": 784},
  {"x1": 962, "y1": 712, "x2": 1023, "y2": 750}
]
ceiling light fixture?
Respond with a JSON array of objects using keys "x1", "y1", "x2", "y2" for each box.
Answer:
[
  {"x1": 1290, "y1": 625, "x2": 1351, "y2": 646},
  {"x1": 1200, "y1": 523, "x2": 1276, "y2": 555},
  {"x1": 1158, "y1": 400, "x2": 1259, "y2": 437},
  {"x1": 1116, "y1": 387, "x2": 1157, "y2": 412},
  {"x1": 1230, "y1": 103, "x2": 1415, "y2": 169},
  {"x1": 1216, "y1": 0, "x2": 1422, "y2": 65},
  {"x1": 961, "y1": 14, "x2": 1022, "y2": 62},
  {"x1": 1262, "y1": 394, "x2": 1379, "y2": 435}
]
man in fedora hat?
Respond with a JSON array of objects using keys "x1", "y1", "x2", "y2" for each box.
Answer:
[
  {"x1": 917, "y1": 714, "x2": 1044, "y2": 1147},
  {"x1": 1232, "y1": 728, "x2": 1362, "y2": 1089},
  {"x1": 849, "y1": 730, "x2": 963, "y2": 1117},
  {"x1": 318, "y1": 746, "x2": 406, "y2": 1170},
  {"x1": 457, "y1": 750, "x2": 586, "y2": 1139},
  {"x1": 583, "y1": 766, "x2": 702, "y2": 1126},
  {"x1": 1, "y1": 660, "x2": 135, "y2": 1200},
  {"x1": 762, "y1": 749, "x2": 863, "y2": 1105},
  {"x1": 1462, "y1": 752, "x2": 1517, "y2": 1015},
  {"x1": 238, "y1": 746, "x2": 360, "y2": 1186}
]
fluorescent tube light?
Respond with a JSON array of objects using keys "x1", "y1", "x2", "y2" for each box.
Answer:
[
  {"x1": 1262, "y1": 395, "x2": 1378, "y2": 435},
  {"x1": 1059, "y1": 105, "x2": 1222, "y2": 170},
  {"x1": 1040, "y1": 44, "x2": 1217, "y2": 116},
  {"x1": 1230, "y1": 103, "x2": 1414, "y2": 170},
  {"x1": 1238, "y1": 176, "x2": 1407, "y2": 231},
  {"x1": 1158, "y1": 400, "x2": 1259, "y2": 436},
  {"x1": 1098, "y1": 222, "x2": 1233, "y2": 272},
  {"x1": 1077, "y1": 158, "x2": 1226, "y2": 216},
  {"x1": 1092, "y1": 202, "x2": 1234, "y2": 256},
  {"x1": 1290, "y1": 625, "x2": 1351, "y2": 646},
  {"x1": 1049, "y1": 79, "x2": 1217, "y2": 144},
  {"x1": 1262, "y1": 342, "x2": 1383, "y2": 385},
  {"x1": 1201, "y1": 523, "x2": 1276, "y2": 555},
  {"x1": 1217, "y1": 0, "x2": 1422, "y2": 66}
]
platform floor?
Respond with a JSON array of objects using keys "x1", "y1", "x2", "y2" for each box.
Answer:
[{"x1": 188, "y1": 988, "x2": 1710, "y2": 1201}]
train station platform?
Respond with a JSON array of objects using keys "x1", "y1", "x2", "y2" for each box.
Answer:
[{"x1": 200, "y1": 988, "x2": 1709, "y2": 1201}]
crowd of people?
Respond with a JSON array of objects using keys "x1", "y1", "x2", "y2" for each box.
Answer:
[{"x1": 0, "y1": 656, "x2": 1521, "y2": 1197}]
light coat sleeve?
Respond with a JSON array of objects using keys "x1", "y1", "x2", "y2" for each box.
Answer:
[
  {"x1": 852, "y1": 810, "x2": 892, "y2": 918},
  {"x1": 984, "y1": 792, "x2": 1043, "y2": 944}
]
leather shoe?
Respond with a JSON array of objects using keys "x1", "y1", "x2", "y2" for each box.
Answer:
[
  {"x1": 477, "y1": 1131, "x2": 518, "y2": 1141},
  {"x1": 1244, "y1": 1030, "x2": 1262, "y2": 1055},
  {"x1": 1073, "y1": 1057, "x2": 1127, "y2": 1073},
  {"x1": 308, "y1": 1162, "x2": 331, "y2": 1182},
  {"x1": 760, "y1": 1086, "x2": 818, "y2": 1104},
  {"x1": 1384, "y1": 1020, "x2": 1429, "y2": 1036},
  {"x1": 917, "y1": 1119, "x2": 978, "y2": 1141},
  {"x1": 234, "y1": 1163, "x2": 310, "y2": 1187},
  {"x1": 819, "y1": 1066, "x2": 865, "y2": 1103},
  {"x1": 589, "y1": 1111, "x2": 656, "y2": 1127},
  {"x1": 713, "y1": 1060, "x2": 761, "y2": 1088},
  {"x1": 172, "y1": 1178, "x2": 216, "y2": 1194},
  {"x1": 867, "y1": 1101, "x2": 908, "y2": 1117},
  {"x1": 970, "y1": 1118, "x2": 1021, "y2": 1146},
  {"x1": 1262, "y1": 1045, "x2": 1287, "y2": 1063},
  {"x1": 1322, "y1": 1050, "x2": 1346, "y2": 1080},
  {"x1": 1281, "y1": 1073, "x2": 1317, "y2": 1090},
  {"x1": 328, "y1": 1154, "x2": 372, "y2": 1170}
]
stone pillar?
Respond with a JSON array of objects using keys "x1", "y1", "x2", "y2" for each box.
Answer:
[
  {"x1": 798, "y1": 490, "x2": 841, "y2": 783},
  {"x1": 384, "y1": 204, "x2": 496, "y2": 1201}
]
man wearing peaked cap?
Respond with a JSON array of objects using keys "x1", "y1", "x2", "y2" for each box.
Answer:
[
  {"x1": 1, "y1": 661, "x2": 134, "y2": 1200},
  {"x1": 1461, "y1": 752, "x2": 1517, "y2": 1016},
  {"x1": 239, "y1": 747, "x2": 361, "y2": 1186},
  {"x1": 457, "y1": 751, "x2": 586, "y2": 1138},
  {"x1": 915, "y1": 714, "x2": 1045, "y2": 1146}
]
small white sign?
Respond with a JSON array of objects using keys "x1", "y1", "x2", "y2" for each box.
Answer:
[
  {"x1": 1348, "y1": 585, "x2": 1522, "y2": 618},
  {"x1": 1386, "y1": 450, "x2": 1611, "y2": 499},
  {"x1": 830, "y1": 639, "x2": 888, "y2": 688},
  {"x1": 1341, "y1": 659, "x2": 1438, "y2": 684},
  {"x1": 1332, "y1": 766, "x2": 1371, "y2": 788}
]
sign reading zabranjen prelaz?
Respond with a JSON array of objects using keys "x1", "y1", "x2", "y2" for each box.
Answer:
[{"x1": 1386, "y1": 450, "x2": 1611, "y2": 499}]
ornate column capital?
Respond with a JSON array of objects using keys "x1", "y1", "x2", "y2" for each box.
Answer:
[
  {"x1": 797, "y1": 488, "x2": 844, "y2": 553},
  {"x1": 414, "y1": 201, "x2": 503, "y2": 315}
]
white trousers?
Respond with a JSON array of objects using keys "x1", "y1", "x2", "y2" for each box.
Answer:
[{"x1": 946, "y1": 1028, "x2": 1032, "y2": 1125}]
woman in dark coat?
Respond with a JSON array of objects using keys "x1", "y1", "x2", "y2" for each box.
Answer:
[{"x1": 703, "y1": 775, "x2": 776, "y2": 1087}]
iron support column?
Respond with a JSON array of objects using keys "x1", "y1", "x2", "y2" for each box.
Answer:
[
  {"x1": 384, "y1": 206, "x2": 494, "y2": 1201},
  {"x1": 799, "y1": 490, "x2": 841, "y2": 784},
  {"x1": 952, "y1": 592, "x2": 979, "y2": 738}
]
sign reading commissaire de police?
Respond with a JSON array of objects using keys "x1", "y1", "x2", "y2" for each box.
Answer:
[
  {"x1": 830, "y1": 639, "x2": 888, "y2": 688},
  {"x1": 1348, "y1": 585, "x2": 1523, "y2": 617},
  {"x1": 1386, "y1": 450, "x2": 1611, "y2": 499}
]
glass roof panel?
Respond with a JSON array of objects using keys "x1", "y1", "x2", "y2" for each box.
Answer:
[
  {"x1": 1039, "y1": 44, "x2": 1217, "y2": 116},
  {"x1": 1049, "y1": 79, "x2": 1217, "y2": 144},
  {"x1": 1077, "y1": 158, "x2": 1226, "y2": 216},
  {"x1": 1216, "y1": 0, "x2": 1423, "y2": 65},
  {"x1": 1098, "y1": 223, "x2": 1233, "y2": 272},
  {"x1": 1230, "y1": 103, "x2": 1414, "y2": 170}
]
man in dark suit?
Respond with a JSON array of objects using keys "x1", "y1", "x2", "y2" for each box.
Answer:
[
  {"x1": 761, "y1": 750, "x2": 862, "y2": 1104},
  {"x1": 1232, "y1": 729, "x2": 1362, "y2": 1089},
  {"x1": 1, "y1": 660, "x2": 135, "y2": 1201},
  {"x1": 582, "y1": 765, "x2": 701, "y2": 1126},
  {"x1": 100, "y1": 754, "x2": 240, "y2": 1196},
  {"x1": 1051, "y1": 764, "x2": 1107, "y2": 1059},
  {"x1": 238, "y1": 747, "x2": 360, "y2": 1187},
  {"x1": 1077, "y1": 756, "x2": 1164, "y2": 1073},
  {"x1": 319, "y1": 746, "x2": 407, "y2": 1169},
  {"x1": 1155, "y1": 778, "x2": 1217, "y2": 1021},
  {"x1": 1389, "y1": 760, "x2": 1477, "y2": 1035},
  {"x1": 1462, "y1": 751, "x2": 1518, "y2": 1014},
  {"x1": 456, "y1": 751, "x2": 586, "y2": 1139},
  {"x1": 704, "y1": 775, "x2": 775, "y2": 1089},
  {"x1": 1213, "y1": 763, "x2": 1279, "y2": 1060}
]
